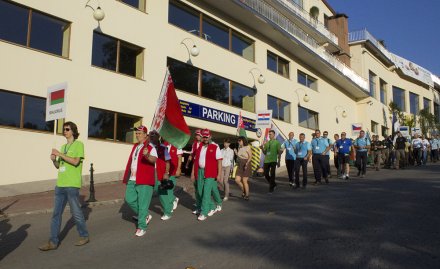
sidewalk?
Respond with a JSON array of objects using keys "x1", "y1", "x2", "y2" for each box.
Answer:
[{"x1": 0, "y1": 164, "x2": 340, "y2": 218}]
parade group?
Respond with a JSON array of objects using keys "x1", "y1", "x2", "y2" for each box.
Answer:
[{"x1": 39, "y1": 121, "x2": 439, "y2": 250}]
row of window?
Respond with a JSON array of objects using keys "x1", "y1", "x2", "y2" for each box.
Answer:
[{"x1": 370, "y1": 70, "x2": 432, "y2": 115}]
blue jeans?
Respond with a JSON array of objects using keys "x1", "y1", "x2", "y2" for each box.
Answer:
[{"x1": 50, "y1": 186, "x2": 89, "y2": 245}]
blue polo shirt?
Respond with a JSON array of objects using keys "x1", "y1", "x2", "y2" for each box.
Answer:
[
  {"x1": 354, "y1": 137, "x2": 370, "y2": 152},
  {"x1": 295, "y1": 141, "x2": 311, "y2": 158},
  {"x1": 322, "y1": 137, "x2": 333, "y2": 156},
  {"x1": 281, "y1": 139, "x2": 298, "y2": 160},
  {"x1": 311, "y1": 137, "x2": 329, "y2": 154},
  {"x1": 431, "y1": 138, "x2": 439, "y2": 150},
  {"x1": 335, "y1": 139, "x2": 352, "y2": 154}
]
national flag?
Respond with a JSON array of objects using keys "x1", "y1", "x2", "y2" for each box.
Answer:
[
  {"x1": 392, "y1": 112, "x2": 400, "y2": 132},
  {"x1": 151, "y1": 68, "x2": 190, "y2": 149},
  {"x1": 257, "y1": 113, "x2": 271, "y2": 121},
  {"x1": 50, "y1": 89, "x2": 65, "y2": 105},
  {"x1": 352, "y1": 124, "x2": 362, "y2": 132},
  {"x1": 365, "y1": 130, "x2": 371, "y2": 143},
  {"x1": 237, "y1": 111, "x2": 247, "y2": 138}
]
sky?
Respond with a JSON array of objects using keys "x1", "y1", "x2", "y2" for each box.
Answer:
[{"x1": 327, "y1": 0, "x2": 440, "y2": 76}]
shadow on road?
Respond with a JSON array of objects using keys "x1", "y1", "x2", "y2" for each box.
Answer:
[{"x1": 0, "y1": 219, "x2": 30, "y2": 261}]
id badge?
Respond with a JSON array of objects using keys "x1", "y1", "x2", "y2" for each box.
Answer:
[
  {"x1": 267, "y1": 152, "x2": 271, "y2": 155},
  {"x1": 59, "y1": 166, "x2": 66, "y2": 173},
  {"x1": 339, "y1": 146, "x2": 343, "y2": 149},
  {"x1": 315, "y1": 146, "x2": 319, "y2": 150}
]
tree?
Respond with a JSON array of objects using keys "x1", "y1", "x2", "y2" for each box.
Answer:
[
  {"x1": 388, "y1": 101, "x2": 405, "y2": 124},
  {"x1": 418, "y1": 108, "x2": 436, "y2": 136}
]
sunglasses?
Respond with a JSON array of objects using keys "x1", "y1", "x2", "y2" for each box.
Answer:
[{"x1": 63, "y1": 128, "x2": 71, "y2": 132}]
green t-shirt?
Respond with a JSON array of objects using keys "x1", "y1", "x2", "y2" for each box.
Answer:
[
  {"x1": 263, "y1": 139, "x2": 281, "y2": 163},
  {"x1": 57, "y1": 140, "x2": 84, "y2": 188}
]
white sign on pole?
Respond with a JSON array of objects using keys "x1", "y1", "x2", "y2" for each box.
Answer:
[
  {"x1": 399, "y1": 126, "x2": 410, "y2": 137},
  {"x1": 255, "y1": 110, "x2": 272, "y2": 129},
  {"x1": 46, "y1": 82, "x2": 67, "y2": 121},
  {"x1": 411, "y1": 127, "x2": 422, "y2": 136}
]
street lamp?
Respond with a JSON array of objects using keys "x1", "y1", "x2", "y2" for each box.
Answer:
[
  {"x1": 181, "y1": 38, "x2": 200, "y2": 64},
  {"x1": 334, "y1": 105, "x2": 347, "y2": 124},
  {"x1": 249, "y1": 68, "x2": 265, "y2": 85},
  {"x1": 295, "y1": 88, "x2": 310, "y2": 105},
  {"x1": 85, "y1": 0, "x2": 105, "y2": 21}
]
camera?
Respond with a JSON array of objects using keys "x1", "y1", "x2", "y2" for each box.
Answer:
[{"x1": 159, "y1": 179, "x2": 174, "y2": 191}]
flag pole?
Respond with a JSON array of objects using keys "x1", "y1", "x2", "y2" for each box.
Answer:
[
  {"x1": 151, "y1": 67, "x2": 170, "y2": 130},
  {"x1": 270, "y1": 120, "x2": 288, "y2": 140}
]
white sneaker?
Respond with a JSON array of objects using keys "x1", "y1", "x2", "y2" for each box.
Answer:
[
  {"x1": 215, "y1": 205, "x2": 222, "y2": 212},
  {"x1": 172, "y1": 197, "x2": 179, "y2": 211},
  {"x1": 207, "y1": 209, "x2": 216, "y2": 217},
  {"x1": 192, "y1": 209, "x2": 200, "y2": 215},
  {"x1": 160, "y1": 215, "x2": 171, "y2": 221},
  {"x1": 146, "y1": 215, "x2": 152, "y2": 225},
  {"x1": 135, "y1": 229, "x2": 146, "y2": 237},
  {"x1": 197, "y1": 215, "x2": 207, "y2": 221},
  {"x1": 223, "y1": 197, "x2": 228, "y2": 201}
]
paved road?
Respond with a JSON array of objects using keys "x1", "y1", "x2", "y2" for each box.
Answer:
[{"x1": 1, "y1": 165, "x2": 440, "y2": 269}]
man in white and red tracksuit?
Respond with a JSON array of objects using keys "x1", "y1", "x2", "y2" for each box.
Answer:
[
  {"x1": 188, "y1": 129, "x2": 203, "y2": 214},
  {"x1": 192, "y1": 128, "x2": 223, "y2": 221},
  {"x1": 149, "y1": 130, "x2": 174, "y2": 221},
  {"x1": 122, "y1": 126, "x2": 157, "y2": 237},
  {"x1": 163, "y1": 140, "x2": 183, "y2": 214}
]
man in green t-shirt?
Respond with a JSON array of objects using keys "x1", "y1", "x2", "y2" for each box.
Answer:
[
  {"x1": 260, "y1": 130, "x2": 281, "y2": 193},
  {"x1": 39, "y1": 121, "x2": 89, "y2": 251}
]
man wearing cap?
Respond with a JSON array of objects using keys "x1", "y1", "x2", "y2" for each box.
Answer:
[
  {"x1": 192, "y1": 129, "x2": 223, "y2": 221},
  {"x1": 311, "y1": 129, "x2": 331, "y2": 184},
  {"x1": 122, "y1": 126, "x2": 157, "y2": 237},
  {"x1": 149, "y1": 130, "x2": 174, "y2": 221},
  {"x1": 279, "y1": 131, "x2": 297, "y2": 188},
  {"x1": 354, "y1": 130, "x2": 370, "y2": 177},
  {"x1": 163, "y1": 140, "x2": 183, "y2": 212},
  {"x1": 335, "y1": 132, "x2": 353, "y2": 180},
  {"x1": 187, "y1": 129, "x2": 202, "y2": 169}
]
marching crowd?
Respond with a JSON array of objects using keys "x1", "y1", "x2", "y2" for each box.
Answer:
[{"x1": 39, "y1": 121, "x2": 439, "y2": 250}]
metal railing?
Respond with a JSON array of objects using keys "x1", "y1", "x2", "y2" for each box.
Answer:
[
  {"x1": 274, "y1": 0, "x2": 338, "y2": 44},
  {"x1": 238, "y1": 0, "x2": 369, "y2": 91},
  {"x1": 349, "y1": 29, "x2": 393, "y2": 61}
]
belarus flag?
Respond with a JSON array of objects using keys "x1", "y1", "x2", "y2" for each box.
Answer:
[
  {"x1": 50, "y1": 89, "x2": 65, "y2": 105},
  {"x1": 151, "y1": 68, "x2": 190, "y2": 149}
]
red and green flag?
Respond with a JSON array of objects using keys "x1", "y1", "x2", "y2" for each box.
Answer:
[
  {"x1": 237, "y1": 111, "x2": 247, "y2": 138},
  {"x1": 50, "y1": 89, "x2": 65, "y2": 105},
  {"x1": 151, "y1": 68, "x2": 190, "y2": 149}
]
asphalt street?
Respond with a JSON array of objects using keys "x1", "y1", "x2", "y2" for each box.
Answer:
[{"x1": 1, "y1": 164, "x2": 440, "y2": 269}]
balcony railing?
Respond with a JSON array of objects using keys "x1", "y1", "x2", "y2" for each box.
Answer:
[
  {"x1": 238, "y1": 0, "x2": 368, "y2": 91},
  {"x1": 349, "y1": 29, "x2": 393, "y2": 61},
  {"x1": 274, "y1": 0, "x2": 338, "y2": 44}
]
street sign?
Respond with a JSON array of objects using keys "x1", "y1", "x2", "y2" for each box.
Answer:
[{"x1": 46, "y1": 82, "x2": 67, "y2": 121}]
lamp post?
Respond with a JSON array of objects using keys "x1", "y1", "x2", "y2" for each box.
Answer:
[
  {"x1": 85, "y1": 0, "x2": 105, "y2": 21},
  {"x1": 334, "y1": 105, "x2": 347, "y2": 123},
  {"x1": 295, "y1": 88, "x2": 310, "y2": 105},
  {"x1": 181, "y1": 38, "x2": 200, "y2": 64},
  {"x1": 249, "y1": 68, "x2": 265, "y2": 85}
]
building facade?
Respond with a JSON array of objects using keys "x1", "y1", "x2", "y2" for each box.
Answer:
[{"x1": 0, "y1": 0, "x2": 438, "y2": 196}]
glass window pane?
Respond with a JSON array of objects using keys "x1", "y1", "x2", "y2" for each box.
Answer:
[
  {"x1": 231, "y1": 32, "x2": 254, "y2": 61},
  {"x1": 298, "y1": 106, "x2": 308, "y2": 128},
  {"x1": 267, "y1": 95, "x2": 279, "y2": 120},
  {"x1": 434, "y1": 103, "x2": 440, "y2": 121},
  {"x1": 201, "y1": 71, "x2": 229, "y2": 104},
  {"x1": 88, "y1": 108, "x2": 115, "y2": 140},
  {"x1": 29, "y1": 11, "x2": 68, "y2": 56},
  {"x1": 167, "y1": 58, "x2": 199, "y2": 95},
  {"x1": 409, "y1": 92, "x2": 419, "y2": 115},
  {"x1": 202, "y1": 17, "x2": 229, "y2": 49},
  {"x1": 121, "y1": 0, "x2": 142, "y2": 9},
  {"x1": 231, "y1": 82, "x2": 255, "y2": 112},
  {"x1": 392, "y1": 86, "x2": 405, "y2": 111},
  {"x1": 116, "y1": 114, "x2": 141, "y2": 142},
  {"x1": 267, "y1": 52, "x2": 277, "y2": 73},
  {"x1": 23, "y1": 95, "x2": 54, "y2": 131},
  {"x1": 279, "y1": 100, "x2": 290, "y2": 122},
  {"x1": 0, "y1": 90, "x2": 22, "y2": 128},
  {"x1": 298, "y1": 71, "x2": 307, "y2": 86},
  {"x1": 423, "y1": 98, "x2": 430, "y2": 111},
  {"x1": 119, "y1": 42, "x2": 143, "y2": 77},
  {"x1": 369, "y1": 71, "x2": 376, "y2": 97},
  {"x1": 278, "y1": 57, "x2": 289, "y2": 78},
  {"x1": 0, "y1": 1, "x2": 28, "y2": 46},
  {"x1": 168, "y1": 1, "x2": 200, "y2": 36},
  {"x1": 92, "y1": 32, "x2": 117, "y2": 71}
]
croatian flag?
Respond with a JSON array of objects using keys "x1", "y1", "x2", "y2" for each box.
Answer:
[{"x1": 257, "y1": 113, "x2": 271, "y2": 121}]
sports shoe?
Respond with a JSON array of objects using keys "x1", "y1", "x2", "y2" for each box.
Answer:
[
  {"x1": 132, "y1": 215, "x2": 138, "y2": 221},
  {"x1": 197, "y1": 214, "x2": 207, "y2": 221},
  {"x1": 223, "y1": 197, "x2": 228, "y2": 201},
  {"x1": 289, "y1": 182, "x2": 294, "y2": 187},
  {"x1": 192, "y1": 209, "x2": 200, "y2": 215},
  {"x1": 207, "y1": 209, "x2": 216, "y2": 216},
  {"x1": 135, "y1": 229, "x2": 146, "y2": 237},
  {"x1": 215, "y1": 205, "x2": 222, "y2": 212},
  {"x1": 146, "y1": 214, "x2": 153, "y2": 225},
  {"x1": 172, "y1": 197, "x2": 179, "y2": 211},
  {"x1": 38, "y1": 241, "x2": 58, "y2": 251},
  {"x1": 161, "y1": 215, "x2": 171, "y2": 221},
  {"x1": 75, "y1": 237, "x2": 89, "y2": 246}
]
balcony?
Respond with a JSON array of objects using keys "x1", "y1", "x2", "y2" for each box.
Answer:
[
  {"x1": 349, "y1": 29, "x2": 394, "y2": 66},
  {"x1": 271, "y1": 0, "x2": 338, "y2": 45},
  {"x1": 237, "y1": 0, "x2": 368, "y2": 92}
]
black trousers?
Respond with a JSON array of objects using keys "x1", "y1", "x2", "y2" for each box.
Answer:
[
  {"x1": 312, "y1": 154, "x2": 327, "y2": 181},
  {"x1": 285, "y1": 159, "x2": 296, "y2": 183},
  {"x1": 334, "y1": 155, "x2": 340, "y2": 175},
  {"x1": 433, "y1": 149, "x2": 439, "y2": 162},
  {"x1": 413, "y1": 149, "x2": 422, "y2": 165},
  {"x1": 264, "y1": 162, "x2": 277, "y2": 189},
  {"x1": 294, "y1": 158, "x2": 308, "y2": 186},
  {"x1": 356, "y1": 151, "x2": 368, "y2": 174},
  {"x1": 324, "y1": 155, "x2": 331, "y2": 175}
]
